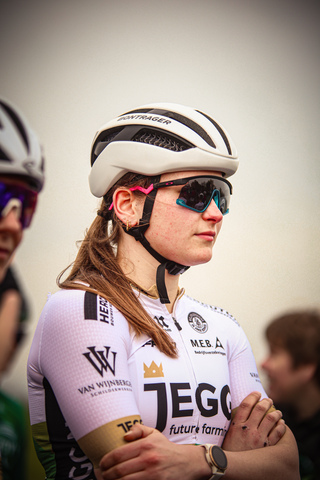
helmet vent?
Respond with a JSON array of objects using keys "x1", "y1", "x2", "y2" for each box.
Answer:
[
  {"x1": 123, "y1": 108, "x2": 217, "y2": 149},
  {"x1": 0, "y1": 147, "x2": 11, "y2": 162},
  {"x1": 91, "y1": 127, "x2": 124, "y2": 164},
  {"x1": 0, "y1": 101, "x2": 29, "y2": 153},
  {"x1": 196, "y1": 109, "x2": 232, "y2": 155},
  {"x1": 132, "y1": 129, "x2": 190, "y2": 152}
]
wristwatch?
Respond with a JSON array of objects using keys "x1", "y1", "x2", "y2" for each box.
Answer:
[{"x1": 201, "y1": 444, "x2": 228, "y2": 479}]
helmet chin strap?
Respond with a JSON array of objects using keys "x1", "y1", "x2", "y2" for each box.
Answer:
[
  {"x1": 127, "y1": 227, "x2": 190, "y2": 303},
  {"x1": 124, "y1": 176, "x2": 190, "y2": 304}
]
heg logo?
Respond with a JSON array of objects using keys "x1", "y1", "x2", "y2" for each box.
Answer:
[{"x1": 83, "y1": 346, "x2": 117, "y2": 377}]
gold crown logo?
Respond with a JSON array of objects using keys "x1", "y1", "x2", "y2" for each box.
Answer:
[{"x1": 143, "y1": 361, "x2": 164, "y2": 378}]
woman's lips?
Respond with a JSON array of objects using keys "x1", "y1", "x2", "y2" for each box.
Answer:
[
  {"x1": 0, "y1": 247, "x2": 11, "y2": 259},
  {"x1": 196, "y1": 231, "x2": 216, "y2": 241}
]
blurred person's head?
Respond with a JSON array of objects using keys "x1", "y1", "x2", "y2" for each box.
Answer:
[
  {"x1": 0, "y1": 98, "x2": 45, "y2": 280},
  {"x1": 262, "y1": 309, "x2": 320, "y2": 405}
]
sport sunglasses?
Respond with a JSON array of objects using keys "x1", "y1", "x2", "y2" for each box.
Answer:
[
  {"x1": 109, "y1": 175, "x2": 232, "y2": 215},
  {"x1": 0, "y1": 182, "x2": 38, "y2": 229}
]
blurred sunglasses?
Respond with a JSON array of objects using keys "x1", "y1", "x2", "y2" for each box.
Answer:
[
  {"x1": 110, "y1": 175, "x2": 232, "y2": 215},
  {"x1": 0, "y1": 182, "x2": 38, "y2": 228}
]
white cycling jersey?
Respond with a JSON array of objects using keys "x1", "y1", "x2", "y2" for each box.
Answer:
[{"x1": 28, "y1": 287, "x2": 267, "y2": 480}]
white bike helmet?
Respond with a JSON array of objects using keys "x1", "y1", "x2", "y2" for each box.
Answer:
[
  {"x1": 0, "y1": 98, "x2": 45, "y2": 192},
  {"x1": 89, "y1": 103, "x2": 239, "y2": 303},
  {"x1": 89, "y1": 102, "x2": 238, "y2": 197}
]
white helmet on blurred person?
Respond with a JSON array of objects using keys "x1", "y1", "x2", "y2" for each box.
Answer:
[{"x1": 0, "y1": 98, "x2": 45, "y2": 192}]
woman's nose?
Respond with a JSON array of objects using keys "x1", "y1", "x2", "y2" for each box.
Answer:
[
  {"x1": 202, "y1": 198, "x2": 223, "y2": 223},
  {"x1": 261, "y1": 357, "x2": 270, "y2": 372},
  {"x1": 0, "y1": 207, "x2": 23, "y2": 232}
]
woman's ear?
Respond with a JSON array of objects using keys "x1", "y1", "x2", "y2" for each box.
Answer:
[{"x1": 113, "y1": 188, "x2": 141, "y2": 226}]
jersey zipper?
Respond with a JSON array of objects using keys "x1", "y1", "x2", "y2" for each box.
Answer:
[
  {"x1": 171, "y1": 300, "x2": 201, "y2": 441},
  {"x1": 172, "y1": 316, "x2": 182, "y2": 331}
]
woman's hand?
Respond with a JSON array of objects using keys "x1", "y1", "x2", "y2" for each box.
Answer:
[
  {"x1": 98, "y1": 392, "x2": 287, "y2": 479},
  {"x1": 222, "y1": 391, "x2": 286, "y2": 452},
  {"x1": 98, "y1": 424, "x2": 211, "y2": 480}
]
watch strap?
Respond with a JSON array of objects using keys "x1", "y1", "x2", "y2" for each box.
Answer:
[{"x1": 202, "y1": 444, "x2": 227, "y2": 479}]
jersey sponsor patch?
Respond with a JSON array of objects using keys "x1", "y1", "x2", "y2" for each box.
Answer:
[
  {"x1": 187, "y1": 312, "x2": 208, "y2": 333},
  {"x1": 144, "y1": 361, "x2": 164, "y2": 378},
  {"x1": 83, "y1": 346, "x2": 117, "y2": 377},
  {"x1": 84, "y1": 292, "x2": 114, "y2": 325},
  {"x1": 79, "y1": 346, "x2": 133, "y2": 398},
  {"x1": 154, "y1": 315, "x2": 172, "y2": 332},
  {"x1": 143, "y1": 381, "x2": 232, "y2": 432},
  {"x1": 84, "y1": 291, "x2": 97, "y2": 320}
]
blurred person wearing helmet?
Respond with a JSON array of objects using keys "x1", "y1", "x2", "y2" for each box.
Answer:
[
  {"x1": 27, "y1": 103, "x2": 299, "y2": 480},
  {"x1": 0, "y1": 98, "x2": 45, "y2": 480},
  {"x1": 262, "y1": 309, "x2": 320, "y2": 480}
]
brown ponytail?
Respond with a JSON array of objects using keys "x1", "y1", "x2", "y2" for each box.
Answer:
[{"x1": 57, "y1": 172, "x2": 177, "y2": 358}]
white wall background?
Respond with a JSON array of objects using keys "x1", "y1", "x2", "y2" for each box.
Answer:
[{"x1": 1, "y1": 0, "x2": 319, "y2": 401}]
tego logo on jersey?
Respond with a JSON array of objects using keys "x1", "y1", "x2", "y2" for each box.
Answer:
[{"x1": 188, "y1": 312, "x2": 208, "y2": 333}]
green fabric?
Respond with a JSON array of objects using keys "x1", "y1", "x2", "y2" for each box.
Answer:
[
  {"x1": 0, "y1": 390, "x2": 27, "y2": 480},
  {"x1": 31, "y1": 422, "x2": 56, "y2": 479}
]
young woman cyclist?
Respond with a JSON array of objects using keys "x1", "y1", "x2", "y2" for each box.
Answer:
[{"x1": 27, "y1": 103, "x2": 299, "y2": 480}]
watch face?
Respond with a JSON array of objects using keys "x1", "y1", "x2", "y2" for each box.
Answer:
[{"x1": 212, "y1": 445, "x2": 228, "y2": 470}]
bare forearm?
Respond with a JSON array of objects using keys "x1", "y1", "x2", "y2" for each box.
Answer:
[
  {"x1": 224, "y1": 430, "x2": 299, "y2": 480},
  {"x1": 171, "y1": 439, "x2": 299, "y2": 480},
  {"x1": 98, "y1": 424, "x2": 299, "y2": 480},
  {"x1": 181, "y1": 435, "x2": 299, "y2": 480}
]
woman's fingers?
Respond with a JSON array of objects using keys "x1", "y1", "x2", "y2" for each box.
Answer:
[
  {"x1": 224, "y1": 392, "x2": 286, "y2": 451},
  {"x1": 267, "y1": 419, "x2": 287, "y2": 446},
  {"x1": 99, "y1": 425, "x2": 159, "y2": 475},
  {"x1": 123, "y1": 424, "x2": 155, "y2": 442},
  {"x1": 231, "y1": 391, "x2": 262, "y2": 423},
  {"x1": 245, "y1": 399, "x2": 275, "y2": 428}
]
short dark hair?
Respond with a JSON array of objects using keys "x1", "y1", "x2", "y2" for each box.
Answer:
[{"x1": 265, "y1": 309, "x2": 320, "y2": 387}]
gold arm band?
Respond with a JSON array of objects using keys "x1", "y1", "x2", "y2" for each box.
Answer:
[{"x1": 77, "y1": 415, "x2": 142, "y2": 467}]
